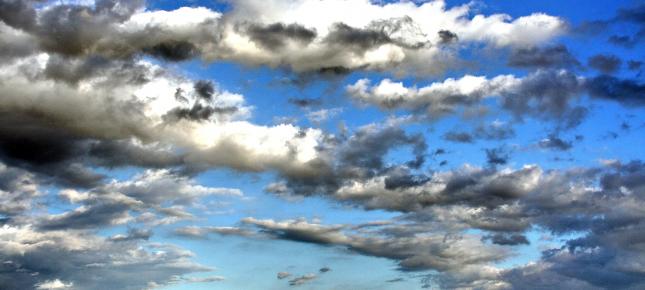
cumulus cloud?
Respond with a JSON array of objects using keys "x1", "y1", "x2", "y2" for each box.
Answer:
[
  {"x1": 0, "y1": 51, "x2": 328, "y2": 187},
  {"x1": 0, "y1": 0, "x2": 565, "y2": 75},
  {"x1": 0, "y1": 225, "x2": 213, "y2": 290},
  {"x1": 348, "y1": 69, "x2": 645, "y2": 129},
  {"x1": 224, "y1": 159, "x2": 645, "y2": 288},
  {"x1": 507, "y1": 45, "x2": 580, "y2": 69}
]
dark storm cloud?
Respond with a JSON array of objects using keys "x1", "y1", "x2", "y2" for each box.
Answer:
[
  {"x1": 508, "y1": 45, "x2": 580, "y2": 69},
  {"x1": 0, "y1": 113, "x2": 105, "y2": 188},
  {"x1": 483, "y1": 233, "x2": 529, "y2": 246},
  {"x1": 587, "y1": 75, "x2": 645, "y2": 106},
  {"x1": 437, "y1": 30, "x2": 458, "y2": 44},
  {"x1": 244, "y1": 22, "x2": 317, "y2": 50},
  {"x1": 194, "y1": 80, "x2": 215, "y2": 100},
  {"x1": 143, "y1": 40, "x2": 199, "y2": 62},
  {"x1": 588, "y1": 54, "x2": 622, "y2": 74},
  {"x1": 0, "y1": 0, "x2": 40, "y2": 31}
]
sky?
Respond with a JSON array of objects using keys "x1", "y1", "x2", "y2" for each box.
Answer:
[{"x1": 0, "y1": 0, "x2": 644, "y2": 289}]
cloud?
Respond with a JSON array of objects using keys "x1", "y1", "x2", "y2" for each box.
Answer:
[
  {"x1": 277, "y1": 272, "x2": 291, "y2": 279},
  {"x1": 306, "y1": 107, "x2": 343, "y2": 123},
  {"x1": 347, "y1": 70, "x2": 588, "y2": 128},
  {"x1": 288, "y1": 274, "x2": 317, "y2": 286},
  {"x1": 0, "y1": 163, "x2": 42, "y2": 216},
  {"x1": 444, "y1": 131, "x2": 475, "y2": 143},
  {"x1": 0, "y1": 0, "x2": 564, "y2": 76},
  {"x1": 174, "y1": 226, "x2": 254, "y2": 239},
  {"x1": 587, "y1": 75, "x2": 645, "y2": 106},
  {"x1": 443, "y1": 121, "x2": 515, "y2": 144},
  {"x1": 508, "y1": 45, "x2": 580, "y2": 69},
  {"x1": 228, "y1": 159, "x2": 645, "y2": 288},
  {"x1": 242, "y1": 22, "x2": 317, "y2": 51},
  {"x1": 483, "y1": 233, "x2": 529, "y2": 246},
  {"x1": 0, "y1": 51, "x2": 329, "y2": 187},
  {"x1": 238, "y1": 217, "x2": 509, "y2": 273},
  {"x1": 538, "y1": 134, "x2": 573, "y2": 151},
  {"x1": 35, "y1": 279, "x2": 73, "y2": 290},
  {"x1": 0, "y1": 225, "x2": 212, "y2": 290},
  {"x1": 588, "y1": 54, "x2": 622, "y2": 74}
]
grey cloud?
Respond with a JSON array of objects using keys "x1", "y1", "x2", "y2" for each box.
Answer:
[
  {"x1": 174, "y1": 226, "x2": 254, "y2": 239},
  {"x1": 538, "y1": 134, "x2": 573, "y2": 151},
  {"x1": 444, "y1": 121, "x2": 515, "y2": 144},
  {"x1": 244, "y1": 22, "x2": 317, "y2": 50},
  {"x1": 485, "y1": 147, "x2": 510, "y2": 166},
  {"x1": 0, "y1": 163, "x2": 41, "y2": 216},
  {"x1": 194, "y1": 80, "x2": 215, "y2": 100},
  {"x1": 349, "y1": 70, "x2": 589, "y2": 128},
  {"x1": 324, "y1": 22, "x2": 393, "y2": 50},
  {"x1": 508, "y1": 45, "x2": 580, "y2": 69},
  {"x1": 212, "y1": 151, "x2": 645, "y2": 288},
  {"x1": 437, "y1": 30, "x2": 458, "y2": 44},
  {"x1": 0, "y1": 226, "x2": 211, "y2": 290},
  {"x1": 483, "y1": 233, "x2": 529, "y2": 246},
  {"x1": 319, "y1": 267, "x2": 331, "y2": 273},
  {"x1": 163, "y1": 103, "x2": 234, "y2": 122},
  {"x1": 238, "y1": 217, "x2": 509, "y2": 273},
  {"x1": 278, "y1": 125, "x2": 427, "y2": 197},
  {"x1": 143, "y1": 40, "x2": 198, "y2": 62},
  {"x1": 288, "y1": 97, "x2": 322, "y2": 108},
  {"x1": 38, "y1": 199, "x2": 137, "y2": 230},
  {"x1": 498, "y1": 70, "x2": 586, "y2": 129},
  {"x1": 443, "y1": 131, "x2": 474, "y2": 143},
  {"x1": 587, "y1": 75, "x2": 645, "y2": 106},
  {"x1": 0, "y1": 0, "x2": 40, "y2": 31},
  {"x1": 109, "y1": 228, "x2": 152, "y2": 242},
  {"x1": 588, "y1": 54, "x2": 622, "y2": 74},
  {"x1": 324, "y1": 17, "x2": 427, "y2": 52}
]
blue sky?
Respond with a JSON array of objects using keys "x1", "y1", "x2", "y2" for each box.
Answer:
[{"x1": 0, "y1": 0, "x2": 644, "y2": 289}]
